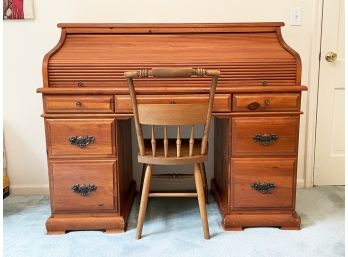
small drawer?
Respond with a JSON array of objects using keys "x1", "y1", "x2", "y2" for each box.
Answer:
[
  {"x1": 115, "y1": 94, "x2": 231, "y2": 113},
  {"x1": 230, "y1": 158, "x2": 296, "y2": 209},
  {"x1": 231, "y1": 116, "x2": 299, "y2": 156},
  {"x1": 232, "y1": 93, "x2": 300, "y2": 112},
  {"x1": 50, "y1": 160, "x2": 117, "y2": 212},
  {"x1": 45, "y1": 119, "x2": 116, "y2": 157},
  {"x1": 44, "y1": 95, "x2": 114, "y2": 113}
]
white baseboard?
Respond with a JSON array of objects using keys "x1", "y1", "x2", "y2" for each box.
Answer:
[
  {"x1": 297, "y1": 179, "x2": 305, "y2": 188},
  {"x1": 10, "y1": 184, "x2": 49, "y2": 195}
]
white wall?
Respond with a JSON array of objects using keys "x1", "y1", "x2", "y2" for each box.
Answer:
[{"x1": 4, "y1": 0, "x2": 319, "y2": 194}]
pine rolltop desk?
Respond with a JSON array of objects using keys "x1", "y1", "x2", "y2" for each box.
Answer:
[{"x1": 37, "y1": 23, "x2": 307, "y2": 234}]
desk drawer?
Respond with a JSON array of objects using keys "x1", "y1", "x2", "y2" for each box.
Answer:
[
  {"x1": 50, "y1": 160, "x2": 116, "y2": 212},
  {"x1": 231, "y1": 116, "x2": 299, "y2": 156},
  {"x1": 115, "y1": 94, "x2": 231, "y2": 113},
  {"x1": 232, "y1": 93, "x2": 300, "y2": 112},
  {"x1": 44, "y1": 95, "x2": 114, "y2": 113},
  {"x1": 46, "y1": 119, "x2": 116, "y2": 157},
  {"x1": 230, "y1": 158, "x2": 295, "y2": 209}
]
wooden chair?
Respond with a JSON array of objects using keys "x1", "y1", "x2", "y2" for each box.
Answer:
[{"x1": 125, "y1": 67, "x2": 220, "y2": 239}]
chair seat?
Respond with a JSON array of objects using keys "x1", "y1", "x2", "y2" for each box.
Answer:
[{"x1": 138, "y1": 139, "x2": 207, "y2": 165}]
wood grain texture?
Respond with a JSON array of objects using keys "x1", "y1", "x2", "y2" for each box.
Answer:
[
  {"x1": 213, "y1": 118, "x2": 231, "y2": 210},
  {"x1": 230, "y1": 158, "x2": 296, "y2": 209},
  {"x1": 223, "y1": 211, "x2": 301, "y2": 230},
  {"x1": 194, "y1": 163, "x2": 210, "y2": 239},
  {"x1": 49, "y1": 160, "x2": 117, "y2": 212},
  {"x1": 115, "y1": 94, "x2": 231, "y2": 113},
  {"x1": 138, "y1": 139, "x2": 207, "y2": 165},
  {"x1": 44, "y1": 95, "x2": 114, "y2": 113},
  {"x1": 232, "y1": 93, "x2": 300, "y2": 112},
  {"x1": 37, "y1": 85, "x2": 308, "y2": 95},
  {"x1": 126, "y1": 67, "x2": 217, "y2": 239},
  {"x1": 116, "y1": 119, "x2": 136, "y2": 219},
  {"x1": 138, "y1": 104, "x2": 208, "y2": 125},
  {"x1": 46, "y1": 215, "x2": 126, "y2": 234},
  {"x1": 136, "y1": 164, "x2": 152, "y2": 239},
  {"x1": 211, "y1": 180, "x2": 301, "y2": 230},
  {"x1": 45, "y1": 118, "x2": 116, "y2": 158},
  {"x1": 57, "y1": 22, "x2": 285, "y2": 29},
  {"x1": 43, "y1": 23, "x2": 300, "y2": 88},
  {"x1": 39, "y1": 23, "x2": 307, "y2": 233},
  {"x1": 231, "y1": 116, "x2": 299, "y2": 156}
]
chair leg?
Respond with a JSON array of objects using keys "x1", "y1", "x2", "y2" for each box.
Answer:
[
  {"x1": 199, "y1": 163, "x2": 209, "y2": 204},
  {"x1": 194, "y1": 163, "x2": 210, "y2": 239},
  {"x1": 139, "y1": 163, "x2": 146, "y2": 194},
  {"x1": 136, "y1": 164, "x2": 152, "y2": 239}
]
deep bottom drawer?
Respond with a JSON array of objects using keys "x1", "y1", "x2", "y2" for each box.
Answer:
[
  {"x1": 50, "y1": 160, "x2": 117, "y2": 212},
  {"x1": 230, "y1": 158, "x2": 296, "y2": 209}
]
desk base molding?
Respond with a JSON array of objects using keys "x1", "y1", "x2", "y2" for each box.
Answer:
[{"x1": 46, "y1": 216, "x2": 125, "y2": 235}]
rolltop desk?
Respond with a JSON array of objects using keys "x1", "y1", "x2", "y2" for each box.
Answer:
[{"x1": 37, "y1": 23, "x2": 307, "y2": 234}]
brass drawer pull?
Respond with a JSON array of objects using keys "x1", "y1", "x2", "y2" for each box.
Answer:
[
  {"x1": 247, "y1": 102, "x2": 260, "y2": 110},
  {"x1": 69, "y1": 135, "x2": 95, "y2": 148},
  {"x1": 75, "y1": 101, "x2": 82, "y2": 107},
  {"x1": 71, "y1": 184, "x2": 97, "y2": 196},
  {"x1": 253, "y1": 133, "x2": 278, "y2": 146},
  {"x1": 251, "y1": 182, "x2": 276, "y2": 194},
  {"x1": 264, "y1": 99, "x2": 271, "y2": 106}
]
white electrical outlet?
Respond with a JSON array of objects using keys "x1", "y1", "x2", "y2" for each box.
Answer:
[{"x1": 290, "y1": 7, "x2": 302, "y2": 26}]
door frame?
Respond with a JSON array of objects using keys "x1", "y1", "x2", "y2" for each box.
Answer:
[{"x1": 303, "y1": 0, "x2": 324, "y2": 188}]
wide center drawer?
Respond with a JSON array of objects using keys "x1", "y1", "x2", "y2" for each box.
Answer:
[
  {"x1": 50, "y1": 160, "x2": 117, "y2": 212},
  {"x1": 44, "y1": 95, "x2": 114, "y2": 113},
  {"x1": 115, "y1": 94, "x2": 231, "y2": 113},
  {"x1": 230, "y1": 158, "x2": 296, "y2": 209},
  {"x1": 45, "y1": 119, "x2": 116, "y2": 157},
  {"x1": 231, "y1": 116, "x2": 299, "y2": 156}
]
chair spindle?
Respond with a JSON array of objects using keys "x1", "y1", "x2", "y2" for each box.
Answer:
[
  {"x1": 164, "y1": 125, "x2": 168, "y2": 157},
  {"x1": 151, "y1": 125, "x2": 156, "y2": 157},
  {"x1": 176, "y1": 126, "x2": 181, "y2": 157},
  {"x1": 189, "y1": 126, "x2": 195, "y2": 157}
]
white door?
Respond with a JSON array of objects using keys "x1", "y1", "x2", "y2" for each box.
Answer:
[{"x1": 314, "y1": 0, "x2": 345, "y2": 185}]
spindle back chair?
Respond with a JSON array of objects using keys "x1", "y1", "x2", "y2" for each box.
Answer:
[{"x1": 125, "y1": 67, "x2": 220, "y2": 239}]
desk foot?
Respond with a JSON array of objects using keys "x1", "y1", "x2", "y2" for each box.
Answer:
[
  {"x1": 46, "y1": 216, "x2": 126, "y2": 234},
  {"x1": 222, "y1": 212, "x2": 301, "y2": 231}
]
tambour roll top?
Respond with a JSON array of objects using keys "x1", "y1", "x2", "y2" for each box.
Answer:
[{"x1": 43, "y1": 23, "x2": 301, "y2": 88}]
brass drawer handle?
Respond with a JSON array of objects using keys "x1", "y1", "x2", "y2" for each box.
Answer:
[
  {"x1": 77, "y1": 81, "x2": 85, "y2": 87},
  {"x1": 170, "y1": 101, "x2": 175, "y2": 104},
  {"x1": 264, "y1": 99, "x2": 271, "y2": 106},
  {"x1": 69, "y1": 135, "x2": 95, "y2": 148},
  {"x1": 251, "y1": 182, "x2": 276, "y2": 194},
  {"x1": 71, "y1": 184, "x2": 97, "y2": 196},
  {"x1": 253, "y1": 133, "x2": 278, "y2": 146},
  {"x1": 75, "y1": 101, "x2": 82, "y2": 107},
  {"x1": 247, "y1": 102, "x2": 260, "y2": 110}
]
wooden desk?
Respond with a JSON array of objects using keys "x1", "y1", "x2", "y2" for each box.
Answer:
[{"x1": 37, "y1": 23, "x2": 307, "y2": 234}]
